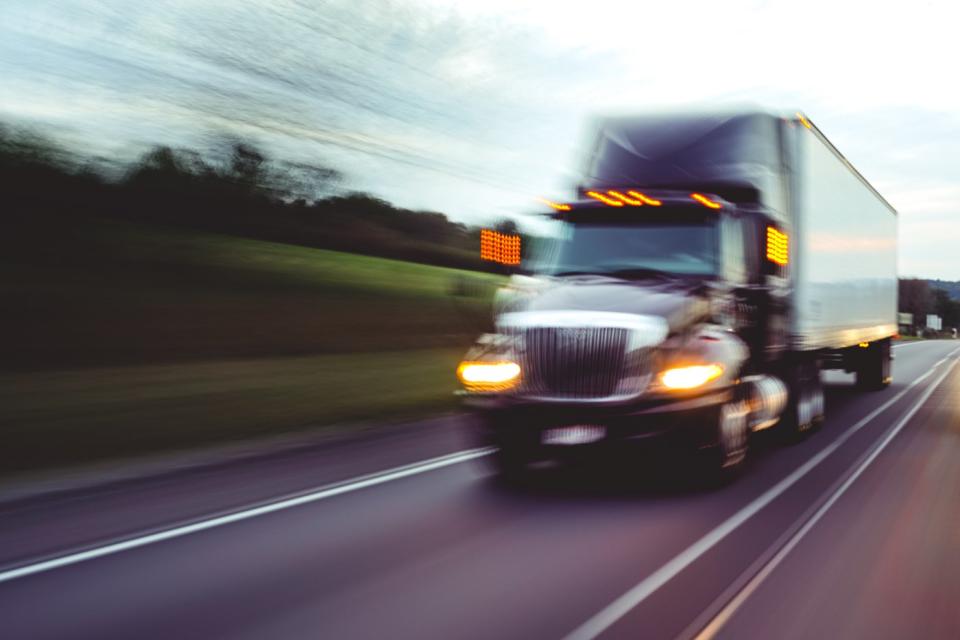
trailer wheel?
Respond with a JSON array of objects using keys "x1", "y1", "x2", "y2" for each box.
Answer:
[{"x1": 856, "y1": 339, "x2": 891, "y2": 391}]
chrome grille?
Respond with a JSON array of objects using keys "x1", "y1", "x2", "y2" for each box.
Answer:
[{"x1": 519, "y1": 327, "x2": 651, "y2": 400}]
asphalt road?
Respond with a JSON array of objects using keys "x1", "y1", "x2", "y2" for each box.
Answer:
[{"x1": 1, "y1": 340, "x2": 958, "y2": 639}]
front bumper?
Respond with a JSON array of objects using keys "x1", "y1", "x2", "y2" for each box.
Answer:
[{"x1": 463, "y1": 387, "x2": 733, "y2": 450}]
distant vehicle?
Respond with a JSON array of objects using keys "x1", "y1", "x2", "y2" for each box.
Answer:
[{"x1": 457, "y1": 109, "x2": 897, "y2": 478}]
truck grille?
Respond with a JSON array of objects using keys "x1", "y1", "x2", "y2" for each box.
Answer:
[{"x1": 519, "y1": 327, "x2": 651, "y2": 400}]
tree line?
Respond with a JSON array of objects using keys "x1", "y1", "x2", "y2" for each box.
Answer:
[
  {"x1": 899, "y1": 278, "x2": 960, "y2": 334},
  {"x1": 0, "y1": 125, "x2": 520, "y2": 272}
]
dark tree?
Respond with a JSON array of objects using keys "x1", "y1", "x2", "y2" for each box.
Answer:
[
  {"x1": 899, "y1": 278, "x2": 931, "y2": 332},
  {"x1": 932, "y1": 287, "x2": 960, "y2": 329}
]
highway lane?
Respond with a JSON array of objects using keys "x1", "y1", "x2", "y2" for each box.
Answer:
[
  {"x1": 704, "y1": 343, "x2": 960, "y2": 640},
  {"x1": 0, "y1": 341, "x2": 957, "y2": 639}
]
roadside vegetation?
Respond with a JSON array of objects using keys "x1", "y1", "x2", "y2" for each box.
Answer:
[
  {"x1": 898, "y1": 278, "x2": 960, "y2": 337},
  {"x1": 3, "y1": 348, "x2": 465, "y2": 477},
  {"x1": 1, "y1": 218, "x2": 501, "y2": 478},
  {"x1": 1, "y1": 126, "x2": 506, "y2": 481},
  {"x1": 3, "y1": 216, "x2": 501, "y2": 367}
]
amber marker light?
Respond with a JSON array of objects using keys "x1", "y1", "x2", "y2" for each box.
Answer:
[
  {"x1": 797, "y1": 112, "x2": 813, "y2": 129},
  {"x1": 858, "y1": 342, "x2": 870, "y2": 348},
  {"x1": 457, "y1": 361, "x2": 521, "y2": 392},
  {"x1": 539, "y1": 198, "x2": 571, "y2": 211},
  {"x1": 766, "y1": 226, "x2": 789, "y2": 266},
  {"x1": 627, "y1": 190, "x2": 662, "y2": 206},
  {"x1": 480, "y1": 229, "x2": 521, "y2": 266},
  {"x1": 690, "y1": 193, "x2": 722, "y2": 209},
  {"x1": 607, "y1": 190, "x2": 643, "y2": 206},
  {"x1": 660, "y1": 364, "x2": 724, "y2": 390},
  {"x1": 586, "y1": 191, "x2": 625, "y2": 206}
]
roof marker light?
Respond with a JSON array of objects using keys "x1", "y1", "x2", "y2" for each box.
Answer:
[
  {"x1": 607, "y1": 190, "x2": 643, "y2": 206},
  {"x1": 539, "y1": 198, "x2": 571, "y2": 211},
  {"x1": 797, "y1": 112, "x2": 813, "y2": 129},
  {"x1": 627, "y1": 190, "x2": 662, "y2": 206},
  {"x1": 586, "y1": 191, "x2": 624, "y2": 207},
  {"x1": 690, "y1": 193, "x2": 722, "y2": 209}
]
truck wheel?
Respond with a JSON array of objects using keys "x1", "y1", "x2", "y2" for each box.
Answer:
[
  {"x1": 698, "y1": 398, "x2": 749, "y2": 482},
  {"x1": 717, "y1": 399, "x2": 750, "y2": 470},
  {"x1": 781, "y1": 359, "x2": 824, "y2": 441},
  {"x1": 489, "y1": 445, "x2": 530, "y2": 482},
  {"x1": 484, "y1": 429, "x2": 537, "y2": 484},
  {"x1": 856, "y1": 339, "x2": 891, "y2": 391}
]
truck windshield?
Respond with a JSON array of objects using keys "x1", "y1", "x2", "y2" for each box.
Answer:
[{"x1": 536, "y1": 220, "x2": 719, "y2": 278}]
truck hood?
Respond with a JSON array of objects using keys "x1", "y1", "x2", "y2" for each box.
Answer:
[{"x1": 497, "y1": 277, "x2": 710, "y2": 336}]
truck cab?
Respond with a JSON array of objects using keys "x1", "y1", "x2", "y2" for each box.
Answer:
[{"x1": 460, "y1": 191, "x2": 781, "y2": 477}]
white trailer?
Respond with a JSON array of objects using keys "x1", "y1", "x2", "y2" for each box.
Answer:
[{"x1": 791, "y1": 120, "x2": 898, "y2": 351}]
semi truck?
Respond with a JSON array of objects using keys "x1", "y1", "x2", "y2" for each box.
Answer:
[{"x1": 456, "y1": 109, "x2": 898, "y2": 478}]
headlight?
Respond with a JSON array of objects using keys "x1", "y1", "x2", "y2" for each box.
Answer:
[
  {"x1": 660, "y1": 363, "x2": 724, "y2": 390},
  {"x1": 456, "y1": 361, "x2": 521, "y2": 392}
]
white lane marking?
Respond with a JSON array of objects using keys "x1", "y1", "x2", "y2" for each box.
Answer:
[
  {"x1": 693, "y1": 353, "x2": 959, "y2": 640},
  {"x1": 564, "y1": 346, "x2": 960, "y2": 640},
  {"x1": 0, "y1": 447, "x2": 493, "y2": 584}
]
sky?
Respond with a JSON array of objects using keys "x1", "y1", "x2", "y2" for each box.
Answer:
[{"x1": 1, "y1": 0, "x2": 958, "y2": 278}]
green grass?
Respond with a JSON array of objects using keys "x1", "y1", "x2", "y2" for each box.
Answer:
[
  {"x1": 0, "y1": 217, "x2": 503, "y2": 480},
  {"x1": 87, "y1": 218, "x2": 504, "y2": 299},
  {"x1": 1, "y1": 348, "x2": 464, "y2": 479},
  {"x1": 2, "y1": 217, "x2": 504, "y2": 366}
]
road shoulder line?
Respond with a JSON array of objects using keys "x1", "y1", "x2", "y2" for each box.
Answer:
[
  {"x1": 0, "y1": 446, "x2": 492, "y2": 584},
  {"x1": 0, "y1": 412, "x2": 460, "y2": 507}
]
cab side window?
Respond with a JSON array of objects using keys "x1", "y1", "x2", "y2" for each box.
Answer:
[{"x1": 721, "y1": 217, "x2": 747, "y2": 285}]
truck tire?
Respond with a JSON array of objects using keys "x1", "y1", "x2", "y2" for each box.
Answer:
[
  {"x1": 856, "y1": 339, "x2": 891, "y2": 391},
  {"x1": 717, "y1": 399, "x2": 750, "y2": 470},
  {"x1": 780, "y1": 359, "x2": 824, "y2": 442},
  {"x1": 484, "y1": 427, "x2": 537, "y2": 484},
  {"x1": 698, "y1": 397, "x2": 750, "y2": 482},
  {"x1": 489, "y1": 444, "x2": 531, "y2": 482}
]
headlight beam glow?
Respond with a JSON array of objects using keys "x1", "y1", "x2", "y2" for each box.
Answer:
[
  {"x1": 660, "y1": 364, "x2": 724, "y2": 390},
  {"x1": 457, "y1": 361, "x2": 521, "y2": 391}
]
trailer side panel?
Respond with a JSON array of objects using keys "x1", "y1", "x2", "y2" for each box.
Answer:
[{"x1": 791, "y1": 122, "x2": 898, "y2": 350}]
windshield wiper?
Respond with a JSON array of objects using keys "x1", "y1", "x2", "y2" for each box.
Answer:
[
  {"x1": 550, "y1": 268, "x2": 693, "y2": 282},
  {"x1": 551, "y1": 270, "x2": 610, "y2": 278}
]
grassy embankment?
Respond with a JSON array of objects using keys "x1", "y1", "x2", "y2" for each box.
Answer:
[{"x1": 1, "y1": 216, "x2": 502, "y2": 480}]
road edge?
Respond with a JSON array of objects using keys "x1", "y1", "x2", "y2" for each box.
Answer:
[{"x1": 0, "y1": 411, "x2": 464, "y2": 507}]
